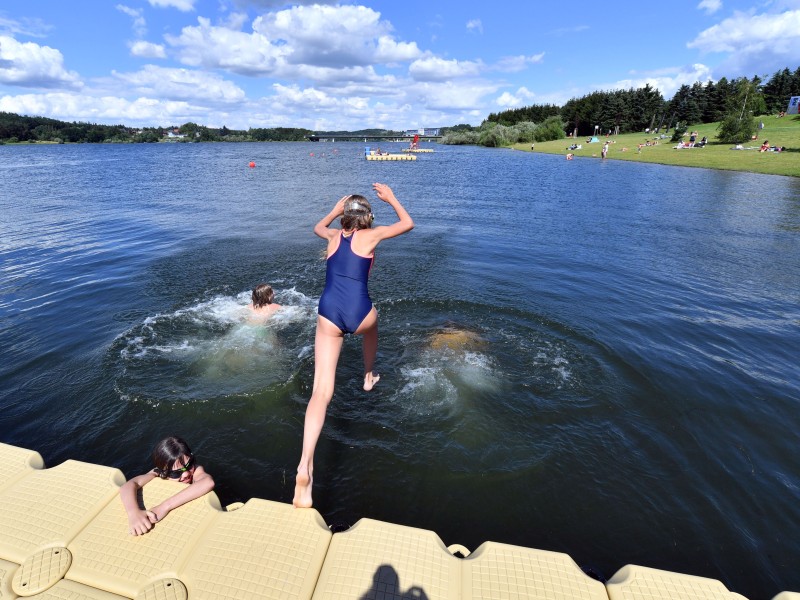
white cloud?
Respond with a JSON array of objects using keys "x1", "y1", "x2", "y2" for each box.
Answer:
[
  {"x1": 688, "y1": 9, "x2": 800, "y2": 53},
  {"x1": 167, "y1": 6, "x2": 422, "y2": 78},
  {"x1": 466, "y1": 19, "x2": 483, "y2": 34},
  {"x1": 0, "y1": 92, "x2": 202, "y2": 126},
  {"x1": 116, "y1": 5, "x2": 147, "y2": 37},
  {"x1": 110, "y1": 65, "x2": 246, "y2": 103},
  {"x1": 408, "y1": 56, "x2": 483, "y2": 82},
  {"x1": 229, "y1": 0, "x2": 338, "y2": 7},
  {"x1": 603, "y1": 63, "x2": 713, "y2": 100},
  {"x1": 697, "y1": 0, "x2": 722, "y2": 15},
  {"x1": 297, "y1": 66, "x2": 400, "y2": 94},
  {"x1": 271, "y1": 83, "x2": 362, "y2": 111},
  {"x1": 0, "y1": 35, "x2": 82, "y2": 89},
  {"x1": 257, "y1": 81, "x2": 490, "y2": 130},
  {"x1": 0, "y1": 16, "x2": 51, "y2": 38},
  {"x1": 494, "y1": 54, "x2": 545, "y2": 73},
  {"x1": 129, "y1": 40, "x2": 167, "y2": 59},
  {"x1": 549, "y1": 25, "x2": 589, "y2": 36},
  {"x1": 495, "y1": 86, "x2": 537, "y2": 108},
  {"x1": 373, "y1": 35, "x2": 422, "y2": 64},
  {"x1": 687, "y1": 9, "x2": 800, "y2": 75},
  {"x1": 412, "y1": 80, "x2": 499, "y2": 111},
  {"x1": 167, "y1": 17, "x2": 286, "y2": 75},
  {"x1": 255, "y1": 5, "x2": 421, "y2": 67},
  {"x1": 148, "y1": 0, "x2": 196, "y2": 11}
]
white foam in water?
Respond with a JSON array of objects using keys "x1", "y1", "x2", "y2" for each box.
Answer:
[
  {"x1": 393, "y1": 337, "x2": 500, "y2": 415},
  {"x1": 115, "y1": 287, "x2": 320, "y2": 400},
  {"x1": 454, "y1": 350, "x2": 498, "y2": 389},
  {"x1": 397, "y1": 366, "x2": 459, "y2": 412}
]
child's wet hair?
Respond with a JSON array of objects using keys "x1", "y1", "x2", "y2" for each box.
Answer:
[
  {"x1": 152, "y1": 436, "x2": 192, "y2": 478},
  {"x1": 252, "y1": 284, "x2": 274, "y2": 308}
]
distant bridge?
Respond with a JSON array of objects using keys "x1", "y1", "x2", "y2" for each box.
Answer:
[{"x1": 307, "y1": 134, "x2": 442, "y2": 142}]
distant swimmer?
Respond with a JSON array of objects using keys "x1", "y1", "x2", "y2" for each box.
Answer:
[
  {"x1": 247, "y1": 284, "x2": 282, "y2": 319},
  {"x1": 119, "y1": 436, "x2": 214, "y2": 535},
  {"x1": 293, "y1": 182, "x2": 414, "y2": 509}
]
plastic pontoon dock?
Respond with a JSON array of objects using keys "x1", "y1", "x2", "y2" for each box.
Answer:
[{"x1": 0, "y1": 442, "x2": 793, "y2": 600}]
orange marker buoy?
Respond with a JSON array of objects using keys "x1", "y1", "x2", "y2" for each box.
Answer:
[{"x1": 249, "y1": 161, "x2": 256, "y2": 168}]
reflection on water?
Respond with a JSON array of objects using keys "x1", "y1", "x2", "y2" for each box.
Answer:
[{"x1": 1, "y1": 142, "x2": 799, "y2": 599}]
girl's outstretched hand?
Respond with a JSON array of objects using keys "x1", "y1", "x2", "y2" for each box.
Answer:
[{"x1": 372, "y1": 183, "x2": 396, "y2": 203}]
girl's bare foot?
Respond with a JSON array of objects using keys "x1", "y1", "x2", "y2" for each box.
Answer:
[
  {"x1": 363, "y1": 372, "x2": 380, "y2": 391},
  {"x1": 293, "y1": 467, "x2": 313, "y2": 508}
]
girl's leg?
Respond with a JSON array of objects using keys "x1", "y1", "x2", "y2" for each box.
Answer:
[
  {"x1": 294, "y1": 317, "x2": 344, "y2": 508},
  {"x1": 355, "y1": 307, "x2": 379, "y2": 391}
]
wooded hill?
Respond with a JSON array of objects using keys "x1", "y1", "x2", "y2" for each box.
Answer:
[{"x1": 483, "y1": 67, "x2": 800, "y2": 137}]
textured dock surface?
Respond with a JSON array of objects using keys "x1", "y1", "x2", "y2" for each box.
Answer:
[{"x1": 0, "y1": 442, "x2": 788, "y2": 599}]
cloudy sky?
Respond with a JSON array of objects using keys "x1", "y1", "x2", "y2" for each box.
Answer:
[{"x1": 1, "y1": 0, "x2": 799, "y2": 131}]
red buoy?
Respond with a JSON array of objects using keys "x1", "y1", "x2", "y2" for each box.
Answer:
[{"x1": 249, "y1": 161, "x2": 256, "y2": 168}]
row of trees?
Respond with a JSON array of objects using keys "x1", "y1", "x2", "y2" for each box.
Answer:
[
  {"x1": 0, "y1": 113, "x2": 314, "y2": 144},
  {"x1": 441, "y1": 116, "x2": 566, "y2": 146},
  {"x1": 458, "y1": 66, "x2": 800, "y2": 146}
]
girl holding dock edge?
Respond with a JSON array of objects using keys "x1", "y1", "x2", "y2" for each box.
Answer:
[{"x1": 120, "y1": 436, "x2": 214, "y2": 535}]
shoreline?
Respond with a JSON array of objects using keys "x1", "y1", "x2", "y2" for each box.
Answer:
[{"x1": 508, "y1": 118, "x2": 800, "y2": 178}]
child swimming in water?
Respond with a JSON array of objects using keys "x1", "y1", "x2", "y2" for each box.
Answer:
[
  {"x1": 247, "y1": 283, "x2": 282, "y2": 318},
  {"x1": 119, "y1": 436, "x2": 214, "y2": 536}
]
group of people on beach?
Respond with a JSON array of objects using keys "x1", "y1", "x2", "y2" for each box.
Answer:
[{"x1": 121, "y1": 182, "x2": 414, "y2": 534}]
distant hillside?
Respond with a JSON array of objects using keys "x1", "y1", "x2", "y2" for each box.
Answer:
[
  {"x1": 311, "y1": 128, "x2": 406, "y2": 137},
  {"x1": 0, "y1": 112, "x2": 313, "y2": 144}
]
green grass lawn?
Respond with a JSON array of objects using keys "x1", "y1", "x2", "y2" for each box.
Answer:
[{"x1": 512, "y1": 114, "x2": 800, "y2": 177}]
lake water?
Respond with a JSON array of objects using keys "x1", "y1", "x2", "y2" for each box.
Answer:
[{"x1": 1, "y1": 141, "x2": 798, "y2": 598}]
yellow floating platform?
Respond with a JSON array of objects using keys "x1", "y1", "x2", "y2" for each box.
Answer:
[
  {"x1": 365, "y1": 153, "x2": 416, "y2": 161},
  {"x1": 0, "y1": 441, "x2": 791, "y2": 600},
  {"x1": 401, "y1": 148, "x2": 435, "y2": 153}
]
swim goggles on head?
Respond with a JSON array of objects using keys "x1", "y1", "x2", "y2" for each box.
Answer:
[
  {"x1": 154, "y1": 455, "x2": 195, "y2": 479},
  {"x1": 344, "y1": 199, "x2": 371, "y2": 216}
]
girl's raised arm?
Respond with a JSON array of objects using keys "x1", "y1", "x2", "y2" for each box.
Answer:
[
  {"x1": 313, "y1": 196, "x2": 349, "y2": 239},
  {"x1": 371, "y1": 183, "x2": 414, "y2": 242}
]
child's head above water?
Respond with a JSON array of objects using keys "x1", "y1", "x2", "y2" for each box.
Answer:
[
  {"x1": 251, "y1": 284, "x2": 275, "y2": 308},
  {"x1": 152, "y1": 436, "x2": 195, "y2": 482}
]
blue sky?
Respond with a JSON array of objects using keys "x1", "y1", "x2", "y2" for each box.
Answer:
[{"x1": 1, "y1": 0, "x2": 799, "y2": 130}]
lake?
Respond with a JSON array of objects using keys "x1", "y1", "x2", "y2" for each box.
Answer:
[{"x1": 1, "y1": 141, "x2": 798, "y2": 599}]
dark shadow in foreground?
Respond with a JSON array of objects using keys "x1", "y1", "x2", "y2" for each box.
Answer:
[{"x1": 359, "y1": 564, "x2": 429, "y2": 600}]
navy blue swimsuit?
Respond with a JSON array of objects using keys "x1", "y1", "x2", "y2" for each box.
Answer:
[{"x1": 318, "y1": 231, "x2": 374, "y2": 333}]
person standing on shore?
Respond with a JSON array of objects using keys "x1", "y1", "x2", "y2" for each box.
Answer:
[
  {"x1": 602, "y1": 141, "x2": 609, "y2": 159},
  {"x1": 293, "y1": 183, "x2": 414, "y2": 509}
]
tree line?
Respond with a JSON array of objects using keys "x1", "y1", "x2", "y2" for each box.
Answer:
[
  {"x1": 0, "y1": 113, "x2": 314, "y2": 144},
  {"x1": 442, "y1": 66, "x2": 800, "y2": 146}
]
